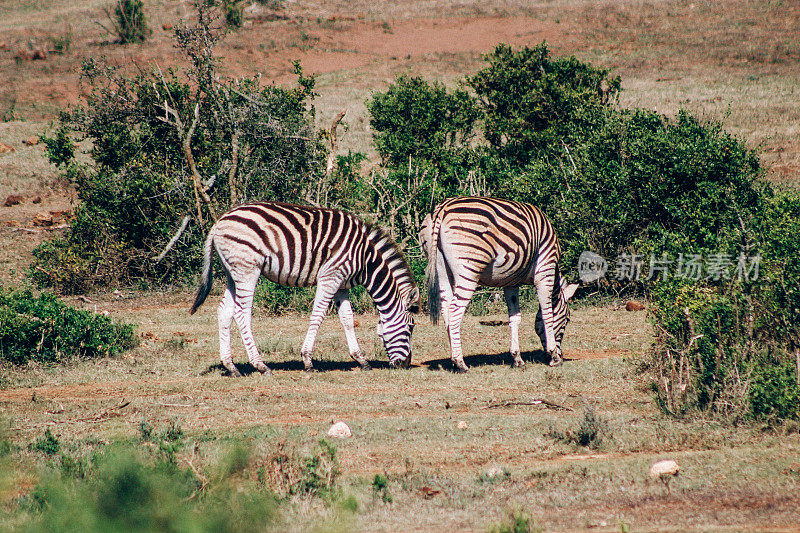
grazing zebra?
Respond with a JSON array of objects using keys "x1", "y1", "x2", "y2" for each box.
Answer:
[
  {"x1": 420, "y1": 197, "x2": 577, "y2": 372},
  {"x1": 190, "y1": 202, "x2": 419, "y2": 376}
]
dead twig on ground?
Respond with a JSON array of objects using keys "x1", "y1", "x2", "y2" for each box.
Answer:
[{"x1": 481, "y1": 398, "x2": 573, "y2": 411}]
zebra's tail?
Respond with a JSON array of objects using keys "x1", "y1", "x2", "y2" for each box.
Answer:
[
  {"x1": 190, "y1": 230, "x2": 215, "y2": 315},
  {"x1": 425, "y1": 211, "x2": 443, "y2": 325}
]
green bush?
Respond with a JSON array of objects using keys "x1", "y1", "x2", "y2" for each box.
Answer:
[
  {"x1": 468, "y1": 42, "x2": 620, "y2": 164},
  {"x1": 367, "y1": 74, "x2": 480, "y2": 169},
  {"x1": 223, "y1": 0, "x2": 244, "y2": 27},
  {"x1": 34, "y1": 5, "x2": 326, "y2": 293},
  {"x1": 24, "y1": 447, "x2": 279, "y2": 533},
  {"x1": 650, "y1": 193, "x2": 800, "y2": 425},
  {"x1": 30, "y1": 429, "x2": 60, "y2": 456},
  {"x1": 750, "y1": 357, "x2": 800, "y2": 421},
  {"x1": 114, "y1": 0, "x2": 150, "y2": 44},
  {"x1": 0, "y1": 288, "x2": 137, "y2": 364},
  {"x1": 499, "y1": 109, "x2": 766, "y2": 271}
]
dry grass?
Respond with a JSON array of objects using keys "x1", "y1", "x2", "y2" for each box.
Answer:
[{"x1": 2, "y1": 292, "x2": 800, "y2": 530}]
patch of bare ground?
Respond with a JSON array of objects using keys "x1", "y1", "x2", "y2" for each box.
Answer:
[{"x1": 1, "y1": 0, "x2": 798, "y2": 180}]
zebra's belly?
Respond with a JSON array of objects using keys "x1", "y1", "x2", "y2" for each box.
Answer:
[
  {"x1": 260, "y1": 257, "x2": 321, "y2": 288},
  {"x1": 478, "y1": 254, "x2": 533, "y2": 287},
  {"x1": 261, "y1": 262, "x2": 354, "y2": 290}
]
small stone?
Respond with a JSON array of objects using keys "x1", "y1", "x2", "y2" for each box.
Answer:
[
  {"x1": 162, "y1": 23, "x2": 174, "y2": 31},
  {"x1": 327, "y1": 421, "x2": 351, "y2": 438},
  {"x1": 456, "y1": 420, "x2": 468, "y2": 429},
  {"x1": 32, "y1": 211, "x2": 53, "y2": 226},
  {"x1": 31, "y1": 195, "x2": 42, "y2": 204},
  {"x1": 485, "y1": 465, "x2": 505, "y2": 479},
  {"x1": 650, "y1": 459, "x2": 679, "y2": 478},
  {"x1": 3, "y1": 195, "x2": 24, "y2": 207},
  {"x1": 626, "y1": 300, "x2": 645, "y2": 312},
  {"x1": 0, "y1": 143, "x2": 15, "y2": 154},
  {"x1": 23, "y1": 136, "x2": 39, "y2": 146}
]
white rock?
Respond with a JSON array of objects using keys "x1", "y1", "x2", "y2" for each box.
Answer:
[
  {"x1": 485, "y1": 465, "x2": 505, "y2": 479},
  {"x1": 650, "y1": 459, "x2": 679, "y2": 478},
  {"x1": 327, "y1": 421, "x2": 351, "y2": 438},
  {"x1": 456, "y1": 420, "x2": 468, "y2": 429}
]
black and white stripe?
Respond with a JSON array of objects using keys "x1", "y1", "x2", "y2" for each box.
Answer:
[
  {"x1": 421, "y1": 196, "x2": 577, "y2": 372},
  {"x1": 191, "y1": 202, "x2": 419, "y2": 375}
]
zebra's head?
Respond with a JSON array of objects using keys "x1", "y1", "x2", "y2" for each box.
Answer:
[
  {"x1": 535, "y1": 276, "x2": 579, "y2": 366},
  {"x1": 376, "y1": 286, "x2": 420, "y2": 368}
]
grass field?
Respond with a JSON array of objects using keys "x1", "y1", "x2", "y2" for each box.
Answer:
[
  {"x1": 2, "y1": 0, "x2": 800, "y2": 530},
  {"x1": 2, "y1": 293, "x2": 800, "y2": 530}
]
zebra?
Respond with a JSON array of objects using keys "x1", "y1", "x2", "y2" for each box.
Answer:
[
  {"x1": 190, "y1": 201, "x2": 420, "y2": 376},
  {"x1": 420, "y1": 196, "x2": 578, "y2": 372}
]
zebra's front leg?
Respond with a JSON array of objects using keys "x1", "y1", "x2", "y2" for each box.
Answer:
[
  {"x1": 334, "y1": 289, "x2": 371, "y2": 371},
  {"x1": 535, "y1": 267, "x2": 562, "y2": 367},
  {"x1": 503, "y1": 288, "x2": 524, "y2": 368},
  {"x1": 300, "y1": 278, "x2": 341, "y2": 371},
  {"x1": 218, "y1": 278, "x2": 242, "y2": 377}
]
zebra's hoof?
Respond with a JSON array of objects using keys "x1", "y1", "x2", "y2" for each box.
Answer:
[
  {"x1": 253, "y1": 362, "x2": 271, "y2": 375},
  {"x1": 227, "y1": 368, "x2": 243, "y2": 378},
  {"x1": 512, "y1": 360, "x2": 526, "y2": 369},
  {"x1": 304, "y1": 366, "x2": 318, "y2": 373},
  {"x1": 548, "y1": 358, "x2": 563, "y2": 367},
  {"x1": 359, "y1": 363, "x2": 372, "y2": 371},
  {"x1": 454, "y1": 365, "x2": 469, "y2": 374}
]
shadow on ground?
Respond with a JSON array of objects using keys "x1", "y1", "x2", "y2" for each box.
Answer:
[
  {"x1": 201, "y1": 349, "x2": 577, "y2": 376},
  {"x1": 419, "y1": 349, "x2": 556, "y2": 371},
  {"x1": 200, "y1": 358, "x2": 395, "y2": 376}
]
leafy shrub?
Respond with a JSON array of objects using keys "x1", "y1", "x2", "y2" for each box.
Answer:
[
  {"x1": 546, "y1": 407, "x2": 610, "y2": 450},
  {"x1": 650, "y1": 192, "x2": 800, "y2": 424},
  {"x1": 371, "y1": 473, "x2": 393, "y2": 503},
  {"x1": 500, "y1": 109, "x2": 766, "y2": 271},
  {"x1": 113, "y1": 0, "x2": 150, "y2": 44},
  {"x1": 40, "y1": 124, "x2": 75, "y2": 167},
  {"x1": 749, "y1": 357, "x2": 800, "y2": 422},
  {"x1": 34, "y1": 4, "x2": 326, "y2": 293},
  {"x1": 0, "y1": 287, "x2": 136, "y2": 364},
  {"x1": 468, "y1": 42, "x2": 620, "y2": 164},
  {"x1": 24, "y1": 447, "x2": 279, "y2": 533},
  {"x1": 223, "y1": 0, "x2": 244, "y2": 27},
  {"x1": 31, "y1": 429, "x2": 60, "y2": 456},
  {"x1": 367, "y1": 74, "x2": 480, "y2": 169},
  {"x1": 489, "y1": 508, "x2": 539, "y2": 533},
  {"x1": 255, "y1": 439, "x2": 341, "y2": 501}
]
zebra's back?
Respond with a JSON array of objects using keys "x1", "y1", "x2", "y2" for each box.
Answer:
[
  {"x1": 432, "y1": 196, "x2": 559, "y2": 287},
  {"x1": 211, "y1": 202, "x2": 368, "y2": 288}
]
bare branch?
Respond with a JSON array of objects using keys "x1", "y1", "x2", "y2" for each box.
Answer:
[{"x1": 154, "y1": 215, "x2": 191, "y2": 263}]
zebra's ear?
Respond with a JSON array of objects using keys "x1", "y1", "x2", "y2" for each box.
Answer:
[
  {"x1": 563, "y1": 283, "x2": 579, "y2": 302},
  {"x1": 407, "y1": 287, "x2": 421, "y2": 313}
]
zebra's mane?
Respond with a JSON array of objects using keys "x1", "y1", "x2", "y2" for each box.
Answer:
[{"x1": 364, "y1": 222, "x2": 416, "y2": 288}]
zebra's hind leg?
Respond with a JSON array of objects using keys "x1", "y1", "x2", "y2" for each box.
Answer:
[
  {"x1": 334, "y1": 289, "x2": 371, "y2": 371},
  {"x1": 218, "y1": 276, "x2": 242, "y2": 377},
  {"x1": 232, "y1": 272, "x2": 271, "y2": 375},
  {"x1": 445, "y1": 278, "x2": 478, "y2": 374},
  {"x1": 503, "y1": 288, "x2": 524, "y2": 368}
]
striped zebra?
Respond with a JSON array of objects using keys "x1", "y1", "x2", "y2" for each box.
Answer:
[
  {"x1": 420, "y1": 197, "x2": 577, "y2": 372},
  {"x1": 190, "y1": 202, "x2": 420, "y2": 376}
]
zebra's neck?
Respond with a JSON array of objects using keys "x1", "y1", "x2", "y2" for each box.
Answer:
[{"x1": 357, "y1": 228, "x2": 416, "y2": 314}]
